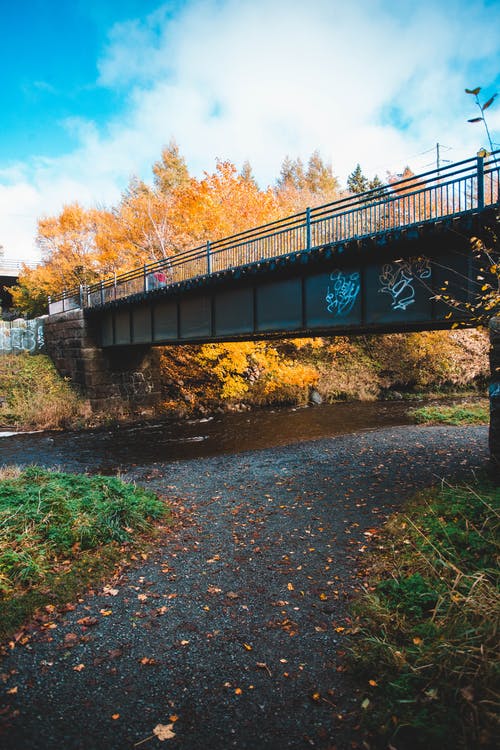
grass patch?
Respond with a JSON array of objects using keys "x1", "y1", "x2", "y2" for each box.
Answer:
[
  {"x1": 0, "y1": 353, "x2": 88, "y2": 430},
  {"x1": 408, "y1": 400, "x2": 489, "y2": 425},
  {"x1": 0, "y1": 467, "x2": 169, "y2": 639},
  {"x1": 350, "y1": 477, "x2": 499, "y2": 750}
]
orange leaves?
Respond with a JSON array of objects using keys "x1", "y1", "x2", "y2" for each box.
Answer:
[{"x1": 77, "y1": 616, "x2": 98, "y2": 627}]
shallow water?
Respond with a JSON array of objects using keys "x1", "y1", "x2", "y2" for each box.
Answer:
[{"x1": 0, "y1": 400, "x2": 421, "y2": 473}]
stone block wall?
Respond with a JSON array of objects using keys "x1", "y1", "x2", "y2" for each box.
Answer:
[
  {"x1": 43, "y1": 309, "x2": 163, "y2": 413},
  {"x1": 489, "y1": 316, "x2": 500, "y2": 475}
]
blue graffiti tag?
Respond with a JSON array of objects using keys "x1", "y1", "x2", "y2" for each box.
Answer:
[
  {"x1": 326, "y1": 270, "x2": 361, "y2": 316},
  {"x1": 489, "y1": 382, "x2": 500, "y2": 398}
]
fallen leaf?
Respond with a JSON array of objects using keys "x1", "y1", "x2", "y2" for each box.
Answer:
[
  {"x1": 234, "y1": 687, "x2": 242, "y2": 695},
  {"x1": 137, "y1": 594, "x2": 148, "y2": 602},
  {"x1": 180, "y1": 640, "x2": 190, "y2": 646},
  {"x1": 77, "y1": 617, "x2": 98, "y2": 627},
  {"x1": 287, "y1": 583, "x2": 294, "y2": 591},
  {"x1": 73, "y1": 664, "x2": 85, "y2": 672},
  {"x1": 6, "y1": 686, "x2": 18, "y2": 695},
  {"x1": 63, "y1": 633, "x2": 79, "y2": 648},
  {"x1": 103, "y1": 587, "x2": 119, "y2": 597},
  {"x1": 153, "y1": 723, "x2": 176, "y2": 741},
  {"x1": 100, "y1": 609, "x2": 112, "y2": 616},
  {"x1": 112, "y1": 713, "x2": 120, "y2": 720},
  {"x1": 226, "y1": 591, "x2": 239, "y2": 599},
  {"x1": 139, "y1": 657, "x2": 158, "y2": 666},
  {"x1": 369, "y1": 679, "x2": 378, "y2": 687},
  {"x1": 243, "y1": 643, "x2": 252, "y2": 651}
]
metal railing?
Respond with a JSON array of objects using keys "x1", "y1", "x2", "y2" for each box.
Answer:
[
  {"x1": 49, "y1": 151, "x2": 500, "y2": 313},
  {"x1": 0, "y1": 259, "x2": 40, "y2": 274}
]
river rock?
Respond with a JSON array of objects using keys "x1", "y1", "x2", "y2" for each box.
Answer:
[{"x1": 309, "y1": 388, "x2": 323, "y2": 406}]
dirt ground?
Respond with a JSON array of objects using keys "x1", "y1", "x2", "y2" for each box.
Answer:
[{"x1": 0, "y1": 424, "x2": 489, "y2": 749}]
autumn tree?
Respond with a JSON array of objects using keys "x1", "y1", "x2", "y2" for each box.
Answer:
[
  {"x1": 276, "y1": 151, "x2": 340, "y2": 214},
  {"x1": 305, "y1": 150, "x2": 339, "y2": 196},
  {"x1": 169, "y1": 160, "x2": 278, "y2": 247},
  {"x1": 153, "y1": 139, "x2": 190, "y2": 195}
]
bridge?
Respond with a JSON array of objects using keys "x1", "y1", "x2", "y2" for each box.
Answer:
[
  {"x1": 44, "y1": 152, "x2": 499, "y2": 469},
  {"x1": 1, "y1": 259, "x2": 39, "y2": 313},
  {"x1": 49, "y1": 153, "x2": 498, "y2": 346}
]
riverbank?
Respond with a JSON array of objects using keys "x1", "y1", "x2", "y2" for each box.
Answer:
[
  {"x1": 0, "y1": 328, "x2": 489, "y2": 432},
  {"x1": 0, "y1": 424, "x2": 489, "y2": 749}
]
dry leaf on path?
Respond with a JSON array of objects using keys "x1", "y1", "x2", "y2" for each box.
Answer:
[{"x1": 154, "y1": 723, "x2": 176, "y2": 740}]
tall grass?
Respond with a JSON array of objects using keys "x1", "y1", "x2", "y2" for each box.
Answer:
[
  {"x1": 350, "y1": 479, "x2": 499, "y2": 749},
  {"x1": 0, "y1": 353, "x2": 87, "y2": 429}
]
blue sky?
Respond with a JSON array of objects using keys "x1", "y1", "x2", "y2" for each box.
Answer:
[{"x1": 1, "y1": 0, "x2": 499, "y2": 260}]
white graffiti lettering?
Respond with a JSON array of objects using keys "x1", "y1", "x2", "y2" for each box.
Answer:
[{"x1": 379, "y1": 257, "x2": 431, "y2": 311}]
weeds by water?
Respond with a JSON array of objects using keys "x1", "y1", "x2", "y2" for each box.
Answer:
[
  {"x1": 0, "y1": 467, "x2": 169, "y2": 638},
  {"x1": 0, "y1": 354, "x2": 88, "y2": 429},
  {"x1": 408, "y1": 400, "x2": 489, "y2": 426},
  {"x1": 350, "y1": 477, "x2": 499, "y2": 750}
]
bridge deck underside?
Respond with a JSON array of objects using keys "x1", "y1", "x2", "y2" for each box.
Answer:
[{"x1": 91, "y1": 223, "x2": 478, "y2": 347}]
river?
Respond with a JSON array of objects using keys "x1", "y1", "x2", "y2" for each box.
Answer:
[{"x1": 0, "y1": 400, "x2": 427, "y2": 473}]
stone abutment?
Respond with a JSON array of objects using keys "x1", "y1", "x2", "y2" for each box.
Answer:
[{"x1": 44, "y1": 309, "x2": 163, "y2": 413}]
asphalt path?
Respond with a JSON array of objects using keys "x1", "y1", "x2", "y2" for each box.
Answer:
[{"x1": 0, "y1": 424, "x2": 489, "y2": 749}]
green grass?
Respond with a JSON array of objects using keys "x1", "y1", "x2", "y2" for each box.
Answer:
[
  {"x1": 0, "y1": 466, "x2": 169, "y2": 639},
  {"x1": 408, "y1": 400, "x2": 489, "y2": 425},
  {"x1": 349, "y1": 477, "x2": 499, "y2": 750}
]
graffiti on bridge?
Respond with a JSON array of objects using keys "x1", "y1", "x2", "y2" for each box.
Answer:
[
  {"x1": 325, "y1": 270, "x2": 361, "y2": 316},
  {"x1": 0, "y1": 318, "x2": 45, "y2": 354},
  {"x1": 379, "y1": 257, "x2": 431, "y2": 311}
]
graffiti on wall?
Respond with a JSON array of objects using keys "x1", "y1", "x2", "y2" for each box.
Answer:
[
  {"x1": 379, "y1": 257, "x2": 431, "y2": 311},
  {"x1": 325, "y1": 270, "x2": 361, "y2": 316},
  {"x1": 0, "y1": 318, "x2": 45, "y2": 354},
  {"x1": 489, "y1": 382, "x2": 500, "y2": 398}
]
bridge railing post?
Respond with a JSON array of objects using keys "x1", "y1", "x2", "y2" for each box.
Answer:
[
  {"x1": 100, "y1": 280, "x2": 104, "y2": 306},
  {"x1": 143, "y1": 264, "x2": 148, "y2": 293},
  {"x1": 207, "y1": 241, "x2": 212, "y2": 274},
  {"x1": 306, "y1": 207, "x2": 311, "y2": 252},
  {"x1": 477, "y1": 153, "x2": 485, "y2": 209}
]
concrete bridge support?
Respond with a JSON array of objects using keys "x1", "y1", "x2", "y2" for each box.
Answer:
[
  {"x1": 490, "y1": 316, "x2": 500, "y2": 475},
  {"x1": 43, "y1": 309, "x2": 163, "y2": 414}
]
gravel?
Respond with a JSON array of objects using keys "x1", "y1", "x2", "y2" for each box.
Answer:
[{"x1": 0, "y1": 424, "x2": 489, "y2": 750}]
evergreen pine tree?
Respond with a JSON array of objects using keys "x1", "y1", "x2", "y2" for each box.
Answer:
[{"x1": 347, "y1": 164, "x2": 369, "y2": 194}]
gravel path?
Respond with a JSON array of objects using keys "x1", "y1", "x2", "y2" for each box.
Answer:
[{"x1": 0, "y1": 425, "x2": 489, "y2": 750}]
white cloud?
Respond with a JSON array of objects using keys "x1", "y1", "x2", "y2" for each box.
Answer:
[{"x1": 1, "y1": 0, "x2": 499, "y2": 261}]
